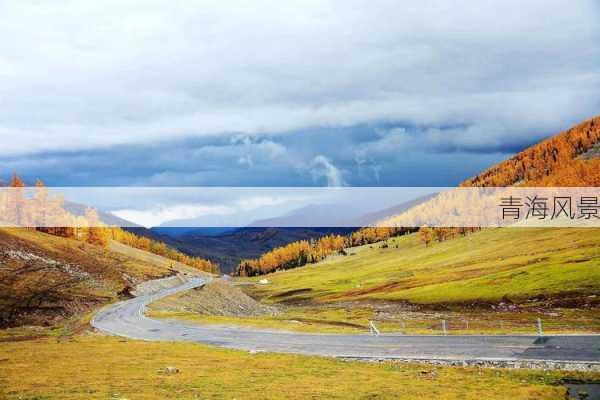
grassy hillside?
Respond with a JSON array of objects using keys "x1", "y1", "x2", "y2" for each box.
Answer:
[
  {"x1": 246, "y1": 228, "x2": 599, "y2": 306},
  {"x1": 0, "y1": 228, "x2": 202, "y2": 327},
  {"x1": 147, "y1": 227, "x2": 600, "y2": 335}
]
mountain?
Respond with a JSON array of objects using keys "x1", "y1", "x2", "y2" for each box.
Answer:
[
  {"x1": 340, "y1": 193, "x2": 437, "y2": 227},
  {"x1": 247, "y1": 203, "x2": 360, "y2": 227},
  {"x1": 158, "y1": 195, "x2": 438, "y2": 274}
]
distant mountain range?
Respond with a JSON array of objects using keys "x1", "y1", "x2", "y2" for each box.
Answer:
[{"x1": 143, "y1": 227, "x2": 355, "y2": 274}]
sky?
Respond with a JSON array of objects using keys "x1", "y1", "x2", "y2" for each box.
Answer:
[{"x1": 1, "y1": 0, "x2": 599, "y2": 187}]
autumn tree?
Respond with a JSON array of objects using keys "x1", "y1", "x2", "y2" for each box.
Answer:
[
  {"x1": 418, "y1": 226, "x2": 433, "y2": 247},
  {"x1": 28, "y1": 179, "x2": 52, "y2": 229},
  {"x1": 5, "y1": 173, "x2": 26, "y2": 226},
  {"x1": 84, "y1": 208, "x2": 109, "y2": 247}
]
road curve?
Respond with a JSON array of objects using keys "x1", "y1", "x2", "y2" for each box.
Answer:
[{"x1": 92, "y1": 276, "x2": 600, "y2": 365}]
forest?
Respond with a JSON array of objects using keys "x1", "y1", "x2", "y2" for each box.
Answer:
[{"x1": 236, "y1": 227, "x2": 415, "y2": 276}]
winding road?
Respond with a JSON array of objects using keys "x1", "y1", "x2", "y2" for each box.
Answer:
[{"x1": 91, "y1": 275, "x2": 600, "y2": 366}]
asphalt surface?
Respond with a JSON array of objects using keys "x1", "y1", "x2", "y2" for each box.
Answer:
[{"x1": 91, "y1": 276, "x2": 600, "y2": 363}]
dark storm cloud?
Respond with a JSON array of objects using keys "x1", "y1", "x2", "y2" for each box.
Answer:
[{"x1": 0, "y1": 127, "x2": 507, "y2": 187}]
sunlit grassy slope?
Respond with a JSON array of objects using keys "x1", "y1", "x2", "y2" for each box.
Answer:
[
  {"x1": 246, "y1": 228, "x2": 600, "y2": 305},
  {"x1": 1, "y1": 333, "x2": 594, "y2": 400}
]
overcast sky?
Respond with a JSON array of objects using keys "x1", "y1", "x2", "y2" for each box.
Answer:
[{"x1": 1, "y1": 0, "x2": 599, "y2": 186}]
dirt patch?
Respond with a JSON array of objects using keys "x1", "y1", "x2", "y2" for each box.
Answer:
[
  {"x1": 271, "y1": 288, "x2": 313, "y2": 298},
  {"x1": 150, "y1": 279, "x2": 280, "y2": 317},
  {"x1": 326, "y1": 282, "x2": 403, "y2": 300}
]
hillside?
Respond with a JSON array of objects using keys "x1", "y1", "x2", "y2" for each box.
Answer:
[
  {"x1": 245, "y1": 228, "x2": 599, "y2": 306},
  {"x1": 0, "y1": 227, "x2": 202, "y2": 328},
  {"x1": 152, "y1": 227, "x2": 600, "y2": 335},
  {"x1": 462, "y1": 115, "x2": 600, "y2": 187}
]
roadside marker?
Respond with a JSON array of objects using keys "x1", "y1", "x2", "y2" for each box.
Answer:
[{"x1": 369, "y1": 321, "x2": 380, "y2": 336}]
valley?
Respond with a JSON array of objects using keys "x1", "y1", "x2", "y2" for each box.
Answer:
[{"x1": 149, "y1": 227, "x2": 600, "y2": 335}]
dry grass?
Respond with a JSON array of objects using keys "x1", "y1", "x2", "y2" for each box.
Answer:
[
  {"x1": 148, "y1": 306, "x2": 600, "y2": 335},
  {"x1": 1, "y1": 334, "x2": 595, "y2": 400}
]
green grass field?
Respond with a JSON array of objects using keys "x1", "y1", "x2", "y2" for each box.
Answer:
[
  {"x1": 1, "y1": 331, "x2": 597, "y2": 400},
  {"x1": 245, "y1": 228, "x2": 600, "y2": 305}
]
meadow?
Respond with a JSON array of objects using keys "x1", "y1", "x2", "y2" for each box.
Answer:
[
  {"x1": 245, "y1": 228, "x2": 600, "y2": 305},
  {"x1": 1, "y1": 330, "x2": 596, "y2": 400}
]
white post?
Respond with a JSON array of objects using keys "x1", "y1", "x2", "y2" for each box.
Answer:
[
  {"x1": 369, "y1": 320, "x2": 380, "y2": 336},
  {"x1": 442, "y1": 320, "x2": 447, "y2": 335},
  {"x1": 537, "y1": 318, "x2": 543, "y2": 336}
]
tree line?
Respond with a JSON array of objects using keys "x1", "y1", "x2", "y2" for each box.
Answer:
[
  {"x1": 1, "y1": 174, "x2": 219, "y2": 274},
  {"x1": 236, "y1": 227, "x2": 415, "y2": 276}
]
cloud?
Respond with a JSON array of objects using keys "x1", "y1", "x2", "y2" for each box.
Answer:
[
  {"x1": 310, "y1": 155, "x2": 346, "y2": 187},
  {"x1": 0, "y1": 0, "x2": 598, "y2": 158}
]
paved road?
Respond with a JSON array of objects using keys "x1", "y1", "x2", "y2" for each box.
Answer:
[{"x1": 91, "y1": 276, "x2": 600, "y2": 364}]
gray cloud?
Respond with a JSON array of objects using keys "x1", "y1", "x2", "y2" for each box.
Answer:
[
  {"x1": 310, "y1": 155, "x2": 347, "y2": 187},
  {"x1": 0, "y1": 0, "x2": 598, "y2": 159}
]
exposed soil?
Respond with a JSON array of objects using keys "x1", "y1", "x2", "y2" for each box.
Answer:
[{"x1": 271, "y1": 288, "x2": 313, "y2": 298}]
